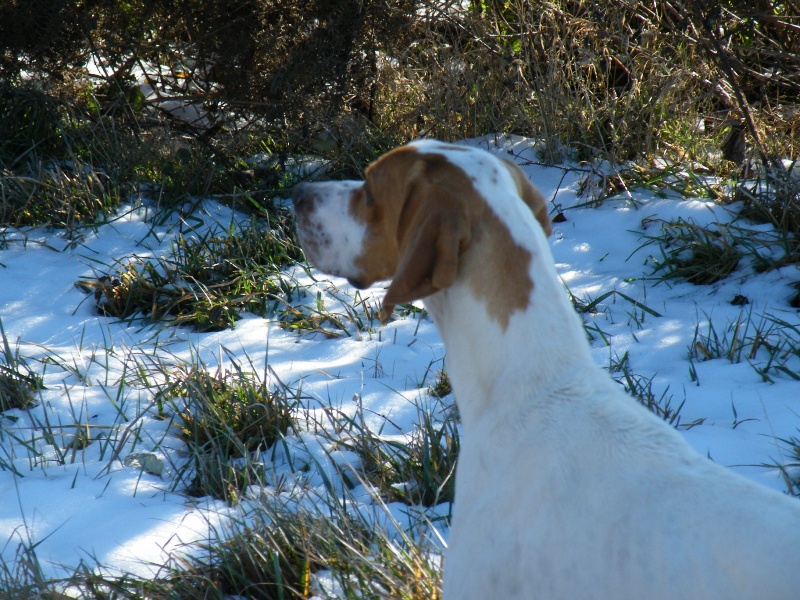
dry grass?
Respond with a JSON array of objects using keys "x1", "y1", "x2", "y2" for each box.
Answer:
[{"x1": 2, "y1": 1, "x2": 798, "y2": 230}]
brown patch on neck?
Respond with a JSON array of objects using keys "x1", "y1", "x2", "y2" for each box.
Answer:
[{"x1": 462, "y1": 205, "x2": 533, "y2": 332}]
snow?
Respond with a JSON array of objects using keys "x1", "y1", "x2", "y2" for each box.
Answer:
[{"x1": 1, "y1": 135, "x2": 799, "y2": 585}]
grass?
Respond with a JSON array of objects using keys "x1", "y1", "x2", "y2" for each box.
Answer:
[
  {"x1": 0, "y1": 318, "x2": 43, "y2": 413},
  {"x1": 0, "y1": 337, "x2": 449, "y2": 596},
  {"x1": 572, "y1": 288, "x2": 662, "y2": 322},
  {"x1": 569, "y1": 286, "x2": 662, "y2": 345},
  {"x1": 135, "y1": 504, "x2": 331, "y2": 599},
  {"x1": 176, "y1": 498, "x2": 443, "y2": 600},
  {"x1": 772, "y1": 433, "x2": 800, "y2": 497},
  {"x1": 0, "y1": 543, "x2": 54, "y2": 600},
  {"x1": 75, "y1": 210, "x2": 303, "y2": 332},
  {"x1": 689, "y1": 309, "x2": 800, "y2": 383},
  {"x1": 639, "y1": 217, "x2": 741, "y2": 285},
  {"x1": 0, "y1": 328, "x2": 449, "y2": 595},
  {"x1": 276, "y1": 287, "x2": 386, "y2": 338},
  {"x1": 608, "y1": 352, "x2": 696, "y2": 429},
  {"x1": 737, "y1": 161, "x2": 800, "y2": 236},
  {"x1": 427, "y1": 370, "x2": 453, "y2": 400},
  {"x1": 577, "y1": 162, "x2": 738, "y2": 206},
  {"x1": 319, "y1": 393, "x2": 459, "y2": 508},
  {"x1": 636, "y1": 209, "x2": 800, "y2": 290},
  {"x1": 0, "y1": 159, "x2": 124, "y2": 231},
  {"x1": 0, "y1": 82, "x2": 136, "y2": 233},
  {"x1": 158, "y1": 358, "x2": 299, "y2": 503},
  {"x1": 1, "y1": 491, "x2": 444, "y2": 599}
]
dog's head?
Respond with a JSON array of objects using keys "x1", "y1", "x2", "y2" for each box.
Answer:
[{"x1": 292, "y1": 141, "x2": 551, "y2": 324}]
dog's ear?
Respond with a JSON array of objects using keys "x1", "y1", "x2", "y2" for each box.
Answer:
[
  {"x1": 381, "y1": 187, "x2": 471, "y2": 322},
  {"x1": 501, "y1": 158, "x2": 552, "y2": 236}
]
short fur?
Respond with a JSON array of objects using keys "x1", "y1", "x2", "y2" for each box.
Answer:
[{"x1": 292, "y1": 140, "x2": 800, "y2": 600}]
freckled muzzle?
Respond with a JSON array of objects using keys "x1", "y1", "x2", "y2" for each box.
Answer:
[{"x1": 290, "y1": 180, "x2": 370, "y2": 286}]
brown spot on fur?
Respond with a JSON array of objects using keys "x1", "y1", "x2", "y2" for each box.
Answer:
[{"x1": 462, "y1": 207, "x2": 533, "y2": 331}]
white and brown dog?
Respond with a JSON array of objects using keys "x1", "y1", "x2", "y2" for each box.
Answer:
[{"x1": 292, "y1": 140, "x2": 800, "y2": 599}]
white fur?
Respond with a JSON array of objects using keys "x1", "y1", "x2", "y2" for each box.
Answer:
[{"x1": 294, "y1": 142, "x2": 800, "y2": 599}]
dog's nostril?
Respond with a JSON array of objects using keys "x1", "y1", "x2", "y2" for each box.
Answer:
[
  {"x1": 347, "y1": 277, "x2": 368, "y2": 290},
  {"x1": 291, "y1": 183, "x2": 311, "y2": 208}
]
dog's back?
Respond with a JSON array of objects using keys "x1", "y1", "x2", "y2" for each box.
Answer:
[{"x1": 446, "y1": 370, "x2": 800, "y2": 600}]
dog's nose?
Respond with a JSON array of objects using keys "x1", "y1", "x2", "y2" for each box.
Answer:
[{"x1": 291, "y1": 182, "x2": 311, "y2": 210}]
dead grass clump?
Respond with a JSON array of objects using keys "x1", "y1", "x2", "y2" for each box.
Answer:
[
  {"x1": 641, "y1": 218, "x2": 742, "y2": 285},
  {"x1": 0, "y1": 319, "x2": 42, "y2": 413},
  {"x1": 157, "y1": 361, "x2": 298, "y2": 502},
  {"x1": 57, "y1": 498, "x2": 443, "y2": 599},
  {"x1": 76, "y1": 212, "x2": 302, "y2": 331}
]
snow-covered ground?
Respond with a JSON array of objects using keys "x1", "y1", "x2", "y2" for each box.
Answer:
[{"x1": 1, "y1": 135, "x2": 799, "y2": 584}]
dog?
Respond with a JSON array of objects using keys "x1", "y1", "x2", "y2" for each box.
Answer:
[{"x1": 292, "y1": 140, "x2": 800, "y2": 599}]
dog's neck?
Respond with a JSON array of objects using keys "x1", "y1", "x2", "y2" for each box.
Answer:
[{"x1": 422, "y1": 231, "x2": 595, "y2": 432}]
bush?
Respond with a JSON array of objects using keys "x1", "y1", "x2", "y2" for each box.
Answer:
[{"x1": 0, "y1": 1, "x2": 798, "y2": 228}]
